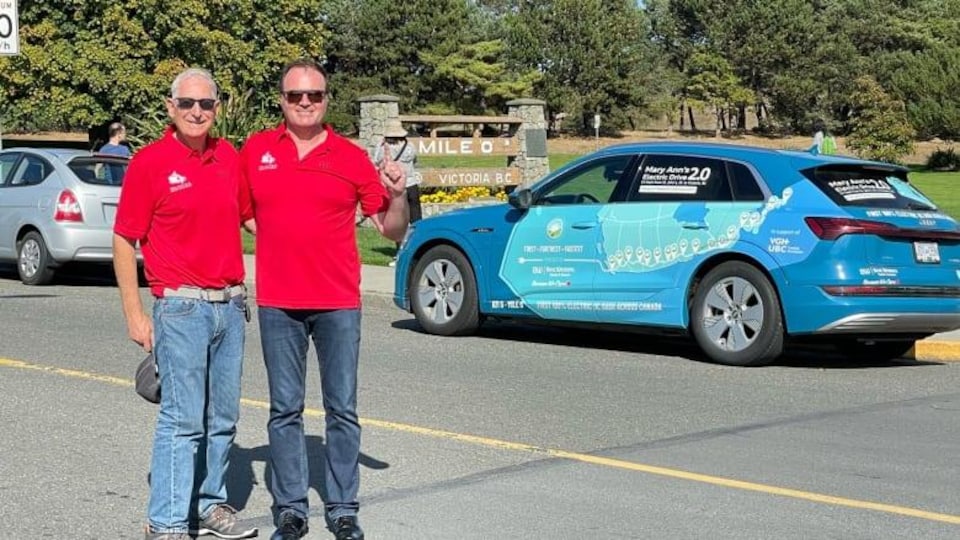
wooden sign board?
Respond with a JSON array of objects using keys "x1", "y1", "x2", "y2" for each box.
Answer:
[
  {"x1": 417, "y1": 167, "x2": 521, "y2": 188},
  {"x1": 410, "y1": 136, "x2": 519, "y2": 157}
]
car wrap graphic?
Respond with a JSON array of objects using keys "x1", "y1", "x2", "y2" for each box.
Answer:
[{"x1": 497, "y1": 187, "x2": 800, "y2": 323}]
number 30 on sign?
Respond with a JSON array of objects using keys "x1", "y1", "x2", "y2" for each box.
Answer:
[{"x1": 0, "y1": 0, "x2": 20, "y2": 56}]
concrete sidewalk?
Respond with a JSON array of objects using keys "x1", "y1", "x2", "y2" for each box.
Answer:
[{"x1": 243, "y1": 255, "x2": 960, "y2": 362}]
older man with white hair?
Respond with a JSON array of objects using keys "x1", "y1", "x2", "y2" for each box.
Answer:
[{"x1": 113, "y1": 67, "x2": 256, "y2": 540}]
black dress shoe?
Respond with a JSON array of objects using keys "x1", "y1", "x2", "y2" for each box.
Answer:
[
  {"x1": 333, "y1": 515, "x2": 364, "y2": 540},
  {"x1": 272, "y1": 510, "x2": 308, "y2": 540}
]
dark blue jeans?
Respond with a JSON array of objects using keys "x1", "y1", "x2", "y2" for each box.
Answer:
[{"x1": 258, "y1": 307, "x2": 362, "y2": 523}]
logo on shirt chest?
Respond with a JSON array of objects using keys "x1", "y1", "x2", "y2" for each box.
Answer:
[
  {"x1": 168, "y1": 171, "x2": 193, "y2": 193},
  {"x1": 259, "y1": 152, "x2": 278, "y2": 171}
]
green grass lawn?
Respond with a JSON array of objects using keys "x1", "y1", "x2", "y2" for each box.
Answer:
[{"x1": 909, "y1": 170, "x2": 959, "y2": 219}]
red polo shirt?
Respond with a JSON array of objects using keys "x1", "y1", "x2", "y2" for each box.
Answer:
[
  {"x1": 239, "y1": 123, "x2": 390, "y2": 309},
  {"x1": 114, "y1": 127, "x2": 245, "y2": 297}
]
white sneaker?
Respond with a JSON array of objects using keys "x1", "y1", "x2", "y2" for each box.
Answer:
[{"x1": 388, "y1": 259, "x2": 397, "y2": 267}]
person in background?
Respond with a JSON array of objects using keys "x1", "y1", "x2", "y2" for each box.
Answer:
[
  {"x1": 113, "y1": 67, "x2": 256, "y2": 540},
  {"x1": 238, "y1": 58, "x2": 408, "y2": 540},
  {"x1": 373, "y1": 119, "x2": 421, "y2": 266},
  {"x1": 99, "y1": 122, "x2": 132, "y2": 157},
  {"x1": 812, "y1": 124, "x2": 825, "y2": 154}
]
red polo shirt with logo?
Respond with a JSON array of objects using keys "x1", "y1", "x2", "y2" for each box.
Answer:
[
  {"x1": 114, "y1": 127, "x2": 245, "y2": 297},
  {"x1": 239, "y1": 123, "x2": 390, "y2": 309}
]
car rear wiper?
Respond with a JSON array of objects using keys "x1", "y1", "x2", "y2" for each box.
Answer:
[{"x1": 904, "y1": 202, "x2": 936, "y2": 211}]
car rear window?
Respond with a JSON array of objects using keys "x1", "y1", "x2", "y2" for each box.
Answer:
[
  {"x1": 68, "y1": 158, "x2": 128, "y2": 186},
  {"x1": 801, "y1": 165, "x2": 937, "y2": 211}
]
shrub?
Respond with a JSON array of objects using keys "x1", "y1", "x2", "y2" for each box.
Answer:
[{"x1": 925, "y1": 148, "x2": 960, "y2": 171}]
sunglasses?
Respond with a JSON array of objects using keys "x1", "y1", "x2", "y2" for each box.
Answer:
[
  {"x1": 172, "y1": 97, "x2": 218, "y2": 111},
  {"x1": 283, "y1": 90, "x2": 328, "y2": 104}
]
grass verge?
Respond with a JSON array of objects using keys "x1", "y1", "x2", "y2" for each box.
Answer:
[{"x1": 242, "y1": 227, "x2": 397, "y2": 266}]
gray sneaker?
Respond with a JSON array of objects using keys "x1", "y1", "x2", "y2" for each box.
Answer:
[
  {"x1": 144, "y1": 529, "x2": 190, "y2": 540},
  {"x1": 192, "y1": 504, "x2": 259, "y2": 539}
]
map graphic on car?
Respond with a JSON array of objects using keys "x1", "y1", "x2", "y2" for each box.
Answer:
[{"x1": 498, "y1": 188, "x2": 793, "y2": 319}]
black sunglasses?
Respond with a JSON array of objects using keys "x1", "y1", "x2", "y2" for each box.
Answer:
[
  {"x1": 172, "y1": 97, "x2": 218, "y2": 111},
  {"x1": 283, "y1": 90, "x2": 327, "y2": 104}
]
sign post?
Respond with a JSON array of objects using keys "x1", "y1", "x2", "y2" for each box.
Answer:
[
  {"x1": 0, "y1": 0, "x2": 19, "y2": 149},
  {"x1": 593, "y1": 113, "x2": 601, "y2": 150}
]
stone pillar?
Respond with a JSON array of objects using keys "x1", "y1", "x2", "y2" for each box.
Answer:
[
  {"x1": 357, "y1": 94, "x2": 400, "y2": 158},
  {"x1": 507, "y1": 98, "x2": 550, "y2": 188}
]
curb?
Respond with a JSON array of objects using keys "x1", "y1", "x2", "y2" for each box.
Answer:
[
  {"x1": 362, "y1": 291, "x2": 398, "y2": 311},
  {"x1": 910, "y1": 341, "x2": 960, "y2": 363}
]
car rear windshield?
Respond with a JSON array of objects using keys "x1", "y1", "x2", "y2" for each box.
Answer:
[
  {"x1": 802, "y1": 165, "x2": 937, "y2": 211},
  {"x1": 68, "y1": 158, "x2": 128, "y2": 186}
]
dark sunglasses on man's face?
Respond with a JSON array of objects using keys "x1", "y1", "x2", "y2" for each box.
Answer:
[
  {"x1": 283, "y1": 90, "x2": 327, "y2": 104},
  {"x1": 172, "y1": 97, "x2": 218, "y2": 111}
]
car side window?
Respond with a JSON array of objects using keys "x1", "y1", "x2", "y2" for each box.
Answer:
[
  {"x1": 536, "y1": 155, "x2": 635, "y2": 206},
  {"x1": 9, "y1": 155, "x2": 52, "y2": 186},
  {"x1": 727, "y1": 161, "x2": 766, "y2": 201},
  {"x1": 0, "y1": 153, "x2": 21, "y2": 186},
  {"x1": 631, "y1": 154, "x2": 732, "y2": 202}
]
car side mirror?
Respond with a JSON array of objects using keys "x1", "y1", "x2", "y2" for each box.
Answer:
[{"x1": 508, "y1": 189, "x2": 533, "y2": 210}]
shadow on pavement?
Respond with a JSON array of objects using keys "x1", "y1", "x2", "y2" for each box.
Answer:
[
  {"x1": 0, "y1": 262, "x2": 146, "y2": 287},
  {"x1": 391, "y1": 316, "x2": 942, "y2": 370},
  {"x1": 226, "y1": 435, "x2": 389, "y2": 520}
]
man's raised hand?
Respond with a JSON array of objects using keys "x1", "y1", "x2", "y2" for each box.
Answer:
[{"x1": 378, "y1": 141, "x2": 406, "y2": 198}]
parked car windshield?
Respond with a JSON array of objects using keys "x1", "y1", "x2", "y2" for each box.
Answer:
[
  {"x1": 68, "y1": 157, "x2": 128, "y2": 186},
  {"x1": 802, "y1": 164, "x2": 937, "y2": 211}
]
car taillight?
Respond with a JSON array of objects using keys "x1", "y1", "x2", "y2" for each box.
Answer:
[
  {"x1": 821, "y1": 285, "x2": 892, "y2": 296},
  {"x1": 804, "y1": 217, "x2": 899, "y2": 240},
  {"x1": 54, "y1": 190, "x2": 83, "y2": 222}
]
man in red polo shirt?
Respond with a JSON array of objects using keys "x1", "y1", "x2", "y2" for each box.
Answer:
[
  {"x1": 113, "y1": 67, "x2": 256, "y2": 540},
  {"x1": 238, "y1": 58, "x2": 408, "y2": 540}
]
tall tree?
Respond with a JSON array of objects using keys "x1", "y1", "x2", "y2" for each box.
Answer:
[
  {"x1": 505, "y1": 0, "x2": 657, "y2": 134},
  {"x1": 0, "y1": 0, "x2": 327, "y2": 133},
  {"x1": 322, "y1": 0, "x2": 480, "y2": 129}
]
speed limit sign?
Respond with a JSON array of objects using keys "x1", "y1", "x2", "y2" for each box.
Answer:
[{"x1": 0, "y1": 0, "x2": 20, "y2": 56}]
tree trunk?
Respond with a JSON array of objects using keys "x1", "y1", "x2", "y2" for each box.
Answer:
[
  {"x1": 688, "y1": 106, "x2": 697, "y2": 132},
  {"x1": 715, "y1": 107, "x2": 722, "y2": 138},
  {"x1": 679, "y1": 102, "x2": 686, "y2": 131}
]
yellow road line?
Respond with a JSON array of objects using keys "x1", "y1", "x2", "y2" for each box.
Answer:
[{"x1": 2, "y1": 356, "x2": 959, "y2": 525}]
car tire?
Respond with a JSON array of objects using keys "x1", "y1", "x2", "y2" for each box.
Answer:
[
  {"x1": 833, "y1": 339, "x2": 915, "y2": 362},
  {"x1": 17, "y1": 231, "x2": 56, "y2": 286},
  {"x1": 690, "y1": 261, "x2": 784, "y2": 366},
  {"x1": 410, "y1": 245, "x2": 481, "y2": 336}
]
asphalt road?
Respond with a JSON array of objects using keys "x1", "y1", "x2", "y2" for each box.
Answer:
[{"x1": 1, "y1": 264, "x2": 959, "y2": 539}]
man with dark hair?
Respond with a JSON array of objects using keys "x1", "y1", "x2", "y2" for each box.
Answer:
[
  {"x1": 100, "y1": 122, "x2": 132, "y2": 157},
  {"x1": 239, "y1": 58, "x2": 409, "y2": 540},
  {"x1": 113, "y1": 67, "x2": 256, "y2": 540}
]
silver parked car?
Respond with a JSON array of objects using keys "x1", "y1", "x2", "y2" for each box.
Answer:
[{"x1": 0, "y1": 147, "x2": 131, "y2": 284}]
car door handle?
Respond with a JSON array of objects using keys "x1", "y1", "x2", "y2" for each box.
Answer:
[
  {"x1": 572, "y1": 221, "x2": 598, "y2": 230},
  {"x1": 680, "y1": 222, "x2": 708, "y2": 230}
]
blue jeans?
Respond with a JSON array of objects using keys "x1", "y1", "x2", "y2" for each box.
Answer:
[
  {"x1": 147, "y1": 296, "x2": 246, "y2": 533},
  {"x1": 258, "y1": 307, "x2": 362, "y2": 523}
]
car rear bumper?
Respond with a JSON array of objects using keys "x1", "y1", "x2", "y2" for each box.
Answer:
[
  {"x1": 816, "y1": 312, "x2": 960, "y2": 333},
  {"x1": 44, "y1": 226, "x2": 141, "y2": 263},
  {"x1": 781, "y1": 285, "x2": 960, "y2": 335}
]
